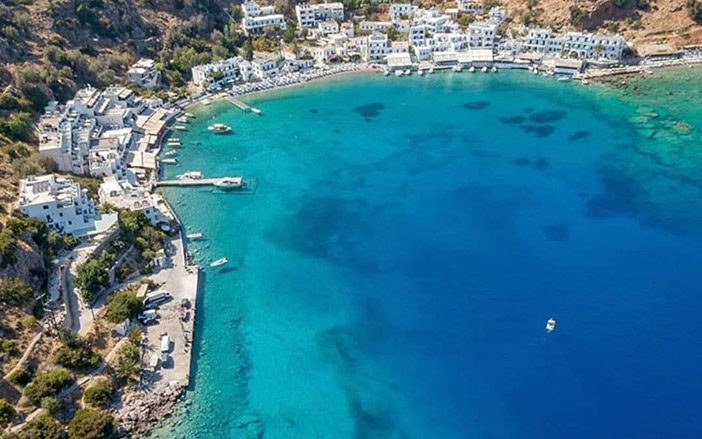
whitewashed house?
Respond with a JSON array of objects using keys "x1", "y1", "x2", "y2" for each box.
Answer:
[
  {"x1": 252, "y1": 55, "x2": 279, "y2": 79},
  {"x1": 191, "y1": 57, "x2": 241, "y2": 89},
  {"x1": 522, "y1": 28, "x2": 564, "y2": 55},
  {"x1": 318, "y1": 20, "x2": 340, "y2": 35},
  {"x1": 127, "y1": 59, "x2": 161, "y2": 89},
  {"x1": 456, "y1": 0, "x2": 483, "y2": 14},
  {"x1": 295, "y1": 2, "x2": 344, "y2": 28},
  {"x1": 241, "y1": 1, "x2": 286, "y2": 35},
  {"x1": 468, "y1": 21, "x2": 497, "y2": 48},
  {"x1": 17, "y1": 175, "x2": 96, "y2": 236},
  {"x1": 389, "y1": 3, "x2": 412, "y2": 21},
  {"x1": 362, "y1": 33, "x2": 389, "y2": 62}
]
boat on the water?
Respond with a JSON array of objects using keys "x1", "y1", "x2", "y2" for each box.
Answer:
[
  {"x1": 174, "y1": 125, "x2": 188, "y2": 131},
  {"x1": 208, "y1": 123, "x2": 232, "y2": 134},
  {"x1": 177, "y1": 171, "x2": 203, "y2": 180},
  {"x1": 384, "y1": 70, "x2": 390, "y2": 76},
  {"x1": 395, "y1": 70, "x2": 403, "y2": 77},
  {"x1": 210, "y1": 257, "x2": 228, "y2": 267},
  {"x1": 557, "y1": 76, "x2": 571, "y2": 82},
  {"x1": 546, "y1": 318, "x2": 556, "y2": 332},
  {"x1": 186, "y1": 232, "x2": 204, "y2": 240},
  {"x1": 581, "y1": 79, "x2": 590, "y2": 85},
  {"x1": 405, "y1": 69, "x2": 412, "y2": 76},
  {"x1": 469, "y1": 66, "x2": 476, "y2": 73},
  {"x1": 428, "y1": 67, "x2": 435, "y2": 74},
  {"x1": 481, "y1": 66, "x2": 488, "y2": 73},
  {"x1": 452, "y1": 65, "x2": 462, "y2": 72},
  {"x1": 251, "y1": 108, "x2": 262, "y2": 115},
  {"x1": 176, "y1": 116, "x2": 189, "y2": 123},
  {"x1": 418, "y1": 70, "x2": 424, "y2": 76},
  {"x1": 185, "y1": 112, "x2": 195, "y2": 118},
  {"x1": 165, "y1": 150, "x2": 178, "y2": 157},
  {"x1": 161, "y1": 158, "x2": 177, "y2": 165},
  {"x1": 214, "y1": 177, "x2": 243, "y2": 190},
  {"x1": 491, "y1": 66, "x2": 498, "y2": 73}
]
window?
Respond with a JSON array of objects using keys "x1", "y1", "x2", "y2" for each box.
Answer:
[
  {"x1": 43, "y1": 205, "x2": 50, "y2": 210},
  {"x1": 68, "y1": 221, "x2": 72, "y2": 225}
]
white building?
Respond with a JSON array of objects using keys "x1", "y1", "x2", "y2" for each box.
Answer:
[
  {"x1": 191, "y1": 57, "x2": 242, "y2": 89},
  {"x1": 241, "y1": 1, "x2": 286, "y2": 35},
  {"x1": 359, "y1": 21, "x2": 393, "y2": 33},
  {"x1": 564, "y1": 32, "x2": 625, "y2": 61},
  {"x1": 318, "y1": 20, "x2": 340, "y2": 35},
  {"x1": 127, "y1": 59, "x2": 161, "y2": 89},
  {"x1": 456, "y1": 0, "x2": 483, "y2": 14},
  {"x1": 295, "y1": 2, "x2": 344, "y2": 28},
  {"x1": 17, "y1": 174, "x2": 96, "y2": 236},
  {"x1": 489, "y1": 7, "x2": 507, "y2": 23},
  {"x1": 468, "y1": 21, "x2": 497, "y2": 48},
  {"x1": 409, "y1": 25, "x2": 427, "y2": 48},
  {"x1": 362, "y1": 33, "x2": 389, "y2": 62},
  {"x1": 99, "y1": 177, "x2": 172, "y2": 226},
  {"x1": 389, "y1": 3, "x2": 412, "y2": 21},
  {"x1": 522, "y1": 28, "x2": 564, "y2": 55},
  {"x1": 252, "y1": 55, "x2": 279, "y2": 79}
]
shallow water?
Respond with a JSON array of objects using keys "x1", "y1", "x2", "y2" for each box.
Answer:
[{"x1": 156, "y1": 71, "x2": 702, "y2": 438}]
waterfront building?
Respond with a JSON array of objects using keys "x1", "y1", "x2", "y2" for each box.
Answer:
[
  {"x1": 564, "y1": 31, "x2": 625, "y2": 61},
  {"x1": 127, "y1": 58, "x2": 161, "y2": 89},
  {"x1": 191, "y1": 57, "x2": 242, "y2": 89},
  {"x1": 456, "y1": 0, "x2": 483, "y2": 14},
  {"x1": 522, "y1": 28, "x2": 564, "y2": 55},
  {"x1": 252, "y1": 55, "x2": 280, "y2": 79},
  {"x1": 295, "y1": 2, "x2": 344, "y2": 28},
  {"x1": 468, "y1": 21, "x2": 497, "y2": 48},
  {"x1": 99, "y1": 177, "x2": 172, "y2": 226},
  {"x1": 17, "y1": 174, "x2": 96, "y2": 236},
  {"x1": 241, "y1": 1, "x2": 286, "y2": 35},
  {"x1": 362, "y1": 33, "x2": 389, "y2": 63},
  {"x1": 409, "y1": 25, "x2": 427, "y2": 47}
]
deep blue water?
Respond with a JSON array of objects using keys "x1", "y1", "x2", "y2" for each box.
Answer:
[{"x1": 158, "y1": 72, "x2": 702, "y2": 438}]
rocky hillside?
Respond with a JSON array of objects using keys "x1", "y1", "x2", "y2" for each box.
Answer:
[{"x1": 500, "y1": 0, "x2": 702, "y2": 46}]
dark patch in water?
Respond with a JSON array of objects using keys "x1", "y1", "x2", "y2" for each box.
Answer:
[
  {"x1": 349, "y1": 397, "x2": 395, "y2": 439},
  {"x1": 586, "y1": 173, "x2": 642, "y2": 221},
  {"x1": 532, "y1": 157, "x2": 551, "y2": 170},
  {"x1": 309, "y1": 108, "x2": 318, "y2": 114},
  {"x1": 520, "y1": 125, "x2": 556, "y2": 138},
  {"x1": 218, "y1": 266, "x2": 238, "y2": 274},
  {"x1": 542, "y1": 223, "x2": 570, "y2": 241},
  {"x1": 512, "y1": 157, "x2": 531, "y2": 166},
  {"x1": 523, "y1": 107, "x2": 534, "y2": 113},
  {"x1": 529, "y1": 110, "x2": 567, "y2": 123},
  {"x1": 461, "y1": 101, "x2": 490, "y2": 110},
  {"x1": 333, "y1": 128, "x2": 341, "y2": 135},
  {"x1": 499, "y1": 115, "x2": 525, "y2": 125},
  {"x1": 353, "y1": 102, "x2": 385, "y2": 122},
  {"x1": 569, "y1": 130, "x2": 591, "y2": 141}
]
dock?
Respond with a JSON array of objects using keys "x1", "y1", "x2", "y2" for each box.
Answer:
[
  {"x1": 155, "y1": 177, "x2": 240, "y2": 188},
  {"x1": 225, "y1": 96, "x2": 262, "y2": 115}
]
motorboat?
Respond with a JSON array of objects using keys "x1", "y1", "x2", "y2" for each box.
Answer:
[
  {"x1": 481, "y1": 66, "x2": 488, "y2": 73},
  {"x1": 384, "y1": 70, "x2": 390, "y2": 76},
  {"x1": 161, "y1": 158, "x2": 177, "y2": 165},
  {"x1": 208, "y1": 123, "x2": 232, "y2": 134},
  {"x1": 177, "y1": 171, "x2": 203, "y2": 180},
  {"x1": 491, "y1": 66, "x2": 498, "y2": 73},
  {"x1": 557, "y1": 76, "x2": 571, "y2": 82},
  {"x1": 428, "y1": 67, "x2": 435, "y2": 74},
  {"x1": 405, "y1": 69, "x2": 412, "y2": 76},
  {"x1": 186, "y1": 232, "x2": 204, "y2": 240},
  {"x1": 452, "y1": 65, "x2": 462, "y2": 72},
  {"x1": 164, "y1": 150, "x2": 178, "y2": 157},
  {"x1": 418, "y1": 70, "x2": 424, "y2": 76},
  {"x1": 174, "y1": 125, "x2": 188, "y2": 131},
  {"x1": 214, "y1": 177, "x2": 243, "y2": 190},
  {"x1": 210, "y1": 257, "x2": 228, "y2": 267},
  {"x1": 176, "y1": 116, "x2": 189, "y2": 123},
  {"x1": 469, "y1": 66, "x2": 476, "y2": 73},
  {"x1": 185, "y1": 112, "x2": 195, "y2": 118},
  {"x1": 581, "y1": 79, "x2": 590, "y2": 85},
  {"x1": 546, "y1": 318, "x2": 556, "y2": 332},
  {"x1": 251, "y1": 108, "x2": 262, "y2": 115},
  {"x1": 395, "y1": 70, "x2": 403, "y2": 77}
]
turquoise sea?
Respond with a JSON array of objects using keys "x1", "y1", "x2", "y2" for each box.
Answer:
[{"x1": 157, "y1": 70, "x2": 702, "y2": 438}]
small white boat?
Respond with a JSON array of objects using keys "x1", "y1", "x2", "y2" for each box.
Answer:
[
  {"x1": 186, "y1": 232, "x2": 204, "y2": 240},
  {"x1": 452, "y1": 65, "x2": 462, "y2": 72},
  {"x1": 208, "y1": 123, "x2": 232, "y2": 134},
  {"x1": 405, "y1": 69, "x2": 411, "y2": 76},
  {"x1": 395, "y1": 70, "x2": 403, "y2": 77},
  {"x1": 428, "y1": 67, "x2": 435, "y2": 74},
  {"x1": 210, "y1": 257, "x2": 228, "y2": 267},
  {"x1": 481, "y1": 66, "x2": 488, "y2": 73},
  {"x1": 581, "y1": 79, "x2": 590, "y2": 85},
  {"x1": 176, "y1": 116, "x2": 189, "y2": 123},
  {"x1": 469, "y1": 66, "x2": 476, "y2": 73},
  {"x1": 177, "y1": 171, "x2": 203, "y2": 180},
  {"x1": 418, "y1": 70, "x2": 424, "y2": 76},
  {"x1": 546, "y1": 318, "x2": 556, "y2": 332},
  {"x1": 174, "y1": 125, "x2": 188, "y2": 131},
  {"x1": 214, "y1": 177, "x2": 243, "y2": 190},
  {"x1": 491, "y1": 66, "x2": 498, "y2": 73},
  {"x1": 167, "y1": 142, "x2": 182, "y2": 148},
  {"x1": 168, "y1": 138, "x2": 181, "y2": 143},
  {"x1": 185, "y1": 112, "x2": 195, "y2": 118},
  {"x1": 161, "y1": 158, "x2": 177, "y2": 165},
  {"x1": 164, "y1": 150, "x2": 178, "y2": 157},
  {"x1": 557, "y1": 77, "x2": 571, "y2": 82},
  {"x1": 384, "y1": 70, "x2": 390, "y2": 76},
  {"x1": 251, "y1": 108, "x2": 262, "y2": 115}
]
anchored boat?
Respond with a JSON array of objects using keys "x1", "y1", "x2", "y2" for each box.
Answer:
[
  {"x1": 210, "y1": 257, "x2": 228, "y2": 267},
  {"x1": 208, "y1": 123, "x2": 232, "y2": 134},
  {"x1": 546, "y1": 318, "x2": 556, "y2": 332},
  {"x1": 214, "y1": 177, "x2": 243, "y2": 190}
]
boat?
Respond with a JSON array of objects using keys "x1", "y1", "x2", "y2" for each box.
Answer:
[
  {"x1": 164, "y1": 150, "x2": 178, "y2": 157},
  {"x1": 581, "y1": 79, "x2": 590, "y2": 85},
  {"x1": 546, "y1": 318, "x2": 556, "y2": 332},
  {"x1": 452, "y1": 65, "x2": 462, "y2": 72},
  {"x1": 418, "y1": 70, "x2": 424, "y2": 76},
  {"x1": 208, "y1": 123, "x2": 232, "y2": 134},
  {"x1": 405, "y1": 69, "x2": 411, "y2": 76},
  {"x1": 428, "y1": 67, "x2": 434, "y2": 74},
  {"x1": 176, "y1": 116, "x2": 189, "y2": 123},
  {"x1": 557, "y1": 76, "x2": 571, "y2": 82},
  {"x1": 210, "y1": 257, "x2": 228, "y2": 267},
  {"x1": 174, "y1": 125, "x2": 188, "y2": 131},
  {"x1": 491, "y1": 66, "x2": 498, "y2": 73},
  {"x1": 251, "y1": 108, "x2": 262, "y2": 115},
  {"x1": 167, "y1": 141, "x2": 182, "y2": 148},
  {"x1": 186, "y1": 232, "x2": 204, "y2": 240},
  {"x1": 384, "y1": 70, "x2": 390, "y2": 76},
  {"x1": 168, "y1": 138, "x2": 180, "y2": 142},
  {"x1": 177, "y1": 171, "x2": 203, "y2": 180},
  {"x1": 481, "y1": 66, "x2": 488, "y2": 73},
  {"x1": 395, "y1": 70, "x2": 403, "y2": 77},
  {"x1": 469, "y1": 66, "x2": 476, "y2": 73},
  {"x1": 214, "y1": 177, "x2": 243, "y2": 190},
  {"x1": 161, "y1": 158, "x2": 177, "y2": 165},
  {"x1": 185, "y1": 112, "x2": 195, "y2": 118}
]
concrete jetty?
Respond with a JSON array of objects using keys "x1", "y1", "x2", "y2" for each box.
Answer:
[
  {"x1": 154, "y1": 177, "x2": 242, "y2": 188},
  {"x1": 225, "y1": 96, "x2": 262, "y2": 114}
]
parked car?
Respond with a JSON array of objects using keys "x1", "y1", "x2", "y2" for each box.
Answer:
[{"x1": 144, "y1": 291, "x2": 172, "y2": 306}]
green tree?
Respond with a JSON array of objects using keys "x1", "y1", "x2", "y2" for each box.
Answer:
[
  {"x1": 0, "y1": 398, "x2": 15, "y2": 428},
  {"x1": 83, "y1": 381, "x2": 113, "y2": 408},
  {"x1": 0, "y1": 112, "x2": 35, "y2": 143},
  {"x1": 242, "y1": 39, "x2": 254, "y2": 61},
  {"x1": 75, "y1": 260, "x2": 109, "y2": 303},
  {"x1": 67, "y1": 408, "x2": 114, "y2": 439},
  {"x1": 40, "y1": 396, "x2": 62, "y2": 416},
  {"x1": 689, "y1": 0, "x2": 702, "y2": 22},
  {"x1": 282, "y1": 21, "x2": 297, "y2": 44},
  {"x1": 23, "y1": 368, "x2": 75, "y2": 405},
  {"x1": 117, "y1": 342, "x2": 140, "y2": 381},
  {"x1": 18, "y1": 413, "x2": 65, "y2": 439},
  {"x1": 0, "y1": 278, "x2": 33, "y2": 307},
  {"x1": 105, "y1": 289, "x2": 142, "y2": 323}
]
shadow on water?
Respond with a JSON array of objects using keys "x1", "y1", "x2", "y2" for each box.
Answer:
[
  {"x1": 542, "y1": 222, "x2": 570, "y2": 241},
  {"x1": 461, "y1": 101, "x2": 491, "y2": 110},
  {"x1": 520, "y1": 125, "x2": 556, "y2": 138},
  {"x1": 499, "y1": 115, "x2": 525, "y2": 125},
  {"x1": 528, "y1": 110, "x2": 567, "y2": 124},
  {"x1": 353, "y1": 103, "x2": 385, "y2": 122},
  {"x1": 569, "y1": 130, "x2": 592, "y2": 141}
]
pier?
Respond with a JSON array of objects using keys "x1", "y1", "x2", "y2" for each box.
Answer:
[
  {"x1": 225, "y1": 96, "x2": 262, "y2": 115},
  {"x1": 155, "y1": 177, "x2": 240, "y2": 187}
]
